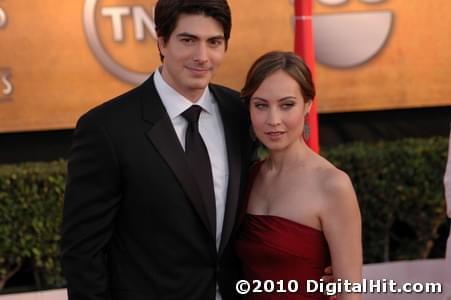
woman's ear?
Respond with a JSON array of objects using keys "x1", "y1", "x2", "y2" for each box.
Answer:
[{"x1": 304, "y1": 100, "x2": 313, "y2": 116}]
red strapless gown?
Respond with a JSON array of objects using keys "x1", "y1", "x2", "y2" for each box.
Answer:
[{"x1": 235, "y1": 213, "x2": 331, "y2": 299}]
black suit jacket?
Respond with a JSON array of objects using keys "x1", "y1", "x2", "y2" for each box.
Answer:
[{"x1": 61, "y1": 75, "x2": 252, "y2": 300}]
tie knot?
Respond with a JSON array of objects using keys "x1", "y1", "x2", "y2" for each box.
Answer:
[{"x1": 182, "y1": 105, "x2": 203, "y2": 124}]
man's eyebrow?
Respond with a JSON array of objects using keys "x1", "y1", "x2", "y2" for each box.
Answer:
[
  {"x1": 175, "y1": 33, "x2": 225, "y2": 40},
  {"x1": 176, "y1": 32, "x2": 199, "y2": 39},
  {"x1": 208, "y1": 35, "x2": 225, "y2": 40}
]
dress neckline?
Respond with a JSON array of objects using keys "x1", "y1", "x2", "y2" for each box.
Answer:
[{"x1": 246, "y1": 213, "x2": 323, "y2": 233}]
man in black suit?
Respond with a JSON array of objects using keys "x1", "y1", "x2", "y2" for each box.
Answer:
[{"x1": 61, "y1": 1, "x2": 252, "y2": 299}]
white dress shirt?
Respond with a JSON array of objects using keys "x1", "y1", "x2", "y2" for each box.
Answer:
[
  {"x1": 153, "y1": 69, "x2": 229, "y2": 299},
  {"x1": 154, "y1": 70, "x2": 229, "y2": 249}
]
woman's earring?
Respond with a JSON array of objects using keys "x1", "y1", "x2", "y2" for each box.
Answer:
[
  {"x1": 304, "y1": 113, "x2": 310, "y2": 140},
  {"x1": 250, "y1": 126, "x2": 269, "y2": 160}
]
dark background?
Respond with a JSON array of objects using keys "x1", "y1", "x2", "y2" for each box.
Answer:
[{"x1": 1, "y1": 106, "x2": 450, "y2": 164}]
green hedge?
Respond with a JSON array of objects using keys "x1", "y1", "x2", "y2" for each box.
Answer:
[
  {"x1": 0, "y1": 161, "x2": 66, "y2": 290},
  {"x1": 0, "y1": 137, "x2": 448, "y2": 290},
  {"x1": 322, "y1": 137, "x2": 448, "y2": 263}
]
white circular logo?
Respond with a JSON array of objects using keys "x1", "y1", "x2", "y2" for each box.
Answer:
[
  {"x1": 313, "y1": 11, "x2": 393, "y2": 68},
  {"x1": 294, "y1": 0, "x2": 393, "y2": 68},
  {"x1": 83, "y1": 0, "x2": 157, "y2": 85}
]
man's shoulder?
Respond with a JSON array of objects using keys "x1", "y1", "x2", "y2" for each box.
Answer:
[
  {"x1": 209, "y1": 83, "x2": 242, "y2": 110},
  {"x1": 210, "y1": 83, "x2": 240, "y2": 99},
  {"x1": 209, "y1": 83, "x2": 245, "y2": 114}
]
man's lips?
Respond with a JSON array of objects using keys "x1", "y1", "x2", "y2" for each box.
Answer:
[{"x1": 186, "y1": 66, "x2": 211, "y2": 73}]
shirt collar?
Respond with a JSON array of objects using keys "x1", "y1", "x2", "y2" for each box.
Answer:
[{"x1": 153, "y1": 68, "x2": 214, "y2": 120}]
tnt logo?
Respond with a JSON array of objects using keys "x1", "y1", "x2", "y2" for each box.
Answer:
[
  {"x1": 83, "y1": 0, "x2": 159, "y2": 84},
  {"x1": 100, "y1": 5, "x2": 156, "y2": 42},
  {"x1": 0, "y1": 68, "x2": 13, "y2": 101}
]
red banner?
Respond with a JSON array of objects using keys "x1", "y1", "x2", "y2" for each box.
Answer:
[{"x1": 294, "y1": 0, "x2": 319, "y2": 152}]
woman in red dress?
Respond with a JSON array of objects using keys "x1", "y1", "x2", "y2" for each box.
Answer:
[{"x1": 236, "y1": 51, "x2": 362, "y2": 300}]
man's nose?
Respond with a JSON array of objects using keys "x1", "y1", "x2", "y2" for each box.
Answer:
[{"x1": 193, "y1": 43, "x2": 209, "y2": 63}]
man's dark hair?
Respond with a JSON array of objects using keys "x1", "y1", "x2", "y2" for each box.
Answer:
[{"x1": 154, "y1": 0, "x2": 232, "y2": 52}]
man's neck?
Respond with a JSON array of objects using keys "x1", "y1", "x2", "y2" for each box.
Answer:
[{"x1": 159, "y1": 67, "x2": 206, "y2": 102}]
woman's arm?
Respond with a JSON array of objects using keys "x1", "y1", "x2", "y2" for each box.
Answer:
[{"x1": 321, "y1": 170, "x2": 362, "y2": 300}]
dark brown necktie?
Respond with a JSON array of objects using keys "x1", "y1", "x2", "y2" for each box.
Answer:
[{"x1": 182, "y1": 105, "x2": 216, "y2": 234}]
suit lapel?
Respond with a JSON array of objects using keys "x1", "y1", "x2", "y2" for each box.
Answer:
[
  {"x1": 140, "y1": 75, "x2": 216, "y2": 239},
  {"x1": 211, "y1": 86, "x2": 243, "y2": 256}
]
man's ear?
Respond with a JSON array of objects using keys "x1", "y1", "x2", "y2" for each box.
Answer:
[{"x1": 157, "y1": 37, "x2": 166, "y2": 56}]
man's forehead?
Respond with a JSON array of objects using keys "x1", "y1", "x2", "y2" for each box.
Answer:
[{"x1": 172, "y1": 14, "x2": 225, "y2": 37}]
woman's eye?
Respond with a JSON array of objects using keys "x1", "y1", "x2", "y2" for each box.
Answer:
[
  {"x1": 281, "y1": 102, "x2": 295, "y2": 109},
  {"x1": 254, "y1": 103, "x2": 267, "y2": 109}
]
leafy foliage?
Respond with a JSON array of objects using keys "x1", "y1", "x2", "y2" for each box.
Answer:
[
  {"x1": 0, "y1": 161, "x2": 66, "y2": 290},
  {"x1": 323, "y1": 137, "x2": 448, "y2": 263}
]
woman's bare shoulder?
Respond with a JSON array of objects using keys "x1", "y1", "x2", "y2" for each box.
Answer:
[{"x1": 313, "y1": 156, "x2": 356, "y2": 207}]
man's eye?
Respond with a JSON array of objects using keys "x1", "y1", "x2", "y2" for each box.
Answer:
[
  {"x1": 209, "y1": 39, "x2": 223, "y2": 46},
  {"x1": 181, "y1": 38, "x2": 194, "y2": 44}
]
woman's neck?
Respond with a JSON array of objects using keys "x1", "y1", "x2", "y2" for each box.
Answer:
[{"x1": 266, "y1": 140, "x2": 312, "y2": 173}]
